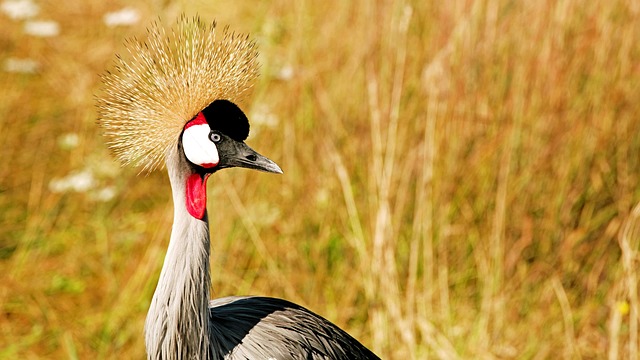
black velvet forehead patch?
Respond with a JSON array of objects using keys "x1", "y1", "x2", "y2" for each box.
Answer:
[{"x1": 201, "y1": 100, "x2": 250, "y2": 141}]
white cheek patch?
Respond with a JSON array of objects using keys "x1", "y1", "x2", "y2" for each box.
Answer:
[{"x1": 182, "y1": 124, "x2": 219, "y2": 168}]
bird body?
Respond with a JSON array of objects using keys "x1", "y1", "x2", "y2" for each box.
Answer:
[
  {"x1": 98, "y1": 16, "x2": 379, "y2": 360},
  {"x1": 208, "y1": 296, "x2": 377, "y2": 359}
]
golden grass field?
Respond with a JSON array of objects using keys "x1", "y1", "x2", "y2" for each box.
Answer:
[{"x1": 1, "y1": 0, "x2": 640, "y2": 358}]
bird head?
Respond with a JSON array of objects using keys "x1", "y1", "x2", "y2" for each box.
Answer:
[
  {"x1": 180, "y1": 99, "x2": 281, "y2": 219},
  {"x1": 181, "y1": 99, "x2": 281, "y2": 174},
  {"x1": 97, "y1": 16, "x2": 282, "y2": 219}
]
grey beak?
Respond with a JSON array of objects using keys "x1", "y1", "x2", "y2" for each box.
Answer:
[{"x1": 229, "y1": 142, "x2": 283, "y2": 174}]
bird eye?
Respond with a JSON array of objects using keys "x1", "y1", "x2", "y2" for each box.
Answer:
[{"x1": 209, "y1": 132, "x2": 221, "y2": 143}]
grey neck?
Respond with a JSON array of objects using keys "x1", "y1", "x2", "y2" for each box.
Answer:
[{"x1": 144, "y1": 146, "x2": 212, "y2": 359}]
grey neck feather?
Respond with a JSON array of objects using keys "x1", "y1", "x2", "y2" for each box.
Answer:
[{"x1": 145, "y1": 145, "x2": 212, "y2": 360}]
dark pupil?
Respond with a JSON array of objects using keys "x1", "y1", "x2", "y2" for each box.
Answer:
[{"x1": 210, "y1": 132, "x2": 220, "y2": 142}]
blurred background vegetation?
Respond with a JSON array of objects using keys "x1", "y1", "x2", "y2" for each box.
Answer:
[{"x1": 1, "y1": 0, "x2": 640, "y2": 358}]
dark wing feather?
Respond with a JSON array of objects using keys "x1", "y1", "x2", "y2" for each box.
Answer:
[{"x1": 208, "y1": 296, "x2": 379, "y2": 360}]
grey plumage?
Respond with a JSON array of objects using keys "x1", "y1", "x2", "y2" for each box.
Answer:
[
  {"x1": 98, "y1": 16, "x2": 379, "y2": 360},
  {"x1": 208, "y1": 296, "x2": 378, "y2": 359},
  {"x1": 145, "y1": 145, "x2": 212, "y2": 359}
]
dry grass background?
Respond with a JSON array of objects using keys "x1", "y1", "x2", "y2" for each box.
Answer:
[{"x1": 1, "y1": 0, "x2": 640, "y2": 358}]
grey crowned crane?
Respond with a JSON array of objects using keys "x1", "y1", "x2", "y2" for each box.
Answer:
[{"x1": 97, "y1": 16, "x2": 379, "y2": 360}]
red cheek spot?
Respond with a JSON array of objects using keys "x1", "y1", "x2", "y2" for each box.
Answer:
[
  {"x1": 184, "y1": 112, "x2": 207, "y2": 129},
  {"x1": 186, "y1": 173, "x2": 210, "y2": 219},
  {"x1": 200, "y1": 162, "x2": 217, "y2": 169}
]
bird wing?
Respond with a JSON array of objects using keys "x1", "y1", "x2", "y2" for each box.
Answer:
[{"x1": 208, "y1": 296, "x2": 379, "y2": 360}]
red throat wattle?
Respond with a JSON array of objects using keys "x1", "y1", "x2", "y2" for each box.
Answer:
[{"x1": 186, "y1": 173, "x2": 210, "y2": 219}]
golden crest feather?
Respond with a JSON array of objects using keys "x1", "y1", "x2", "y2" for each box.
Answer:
[{"x1": 97, "y1": 16, "x2": 259, "y2": 172}]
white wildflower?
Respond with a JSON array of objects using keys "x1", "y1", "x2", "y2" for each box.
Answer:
[
  {"x1": 24, "y1": 20, "x2": 60, "y2": 37},
  {"x1": 67, "y1": 170, "x2": 95, "y2": 192},
  {"x1": 103, "y1": 7, "x2": 140, "y2": 27},
  {"x1": 49, "y1": 170, "x2": 95, "y2": 193},
  {"x1": 276, "y1": 64, "x2": 294, "y2": 81},
  {"x1": 91, "y1": 186, "x2": 117, "y2": 202},
  {"x1": 0, "y1": 0, "x2": 39, "y2": 20},
  {"x1": 3, "y1": 57, "x2": 38, "y2": 73},
  {"x1": 58, "y1": 133, "x2": 79, "y2": 150}
]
